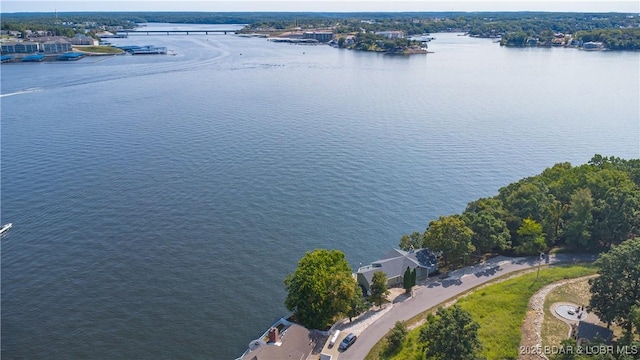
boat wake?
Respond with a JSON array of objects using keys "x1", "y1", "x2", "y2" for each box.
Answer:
[{"x1": 0, "y1": 88, "x2": 42, "y2": 98}]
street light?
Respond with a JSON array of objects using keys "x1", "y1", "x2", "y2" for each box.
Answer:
[{"x1": 537, "y1": 252, "x2": 545, "y2": 280}]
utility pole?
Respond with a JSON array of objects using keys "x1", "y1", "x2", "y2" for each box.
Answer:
[{"x1": 537, "y1": 252, "x2": 545, "y2": 280}]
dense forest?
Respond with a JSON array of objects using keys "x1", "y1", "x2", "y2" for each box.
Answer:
[{"x1": 400, "y1": 155, "x2": 640, "y2": 267}]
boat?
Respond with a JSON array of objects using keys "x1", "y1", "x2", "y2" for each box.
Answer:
[{"x1": 0, "y1": 223, "x2": 12, "y2": 235}]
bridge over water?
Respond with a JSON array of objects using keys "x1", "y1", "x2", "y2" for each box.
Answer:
[{"x1": 118, "y1": 29, "x2": 238, "y2": 36}]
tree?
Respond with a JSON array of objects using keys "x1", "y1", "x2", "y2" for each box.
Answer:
[
  {"x1": 346, "y1": 285, "x2": 367, "y2": 323},
  {"x1": 501, "y1": 180, "x2": 551, "y2": 222},
  {"x1": 387, "y1": 321, "x2": 408, "y2": 353},
  {"x1": 514, "y1": 218, "x2": 547, "y2": 255},
  {"x1": 589, "y1": 237, "x2": 640, "y2": 341},
  {"x1": 403, "y1": 266, "x2": 412, "y2": 293},
  {"x1": 592, "y1": 186, "x2": 640, "y2": 247},
  {"x1": 402, "y1": 266, "x2": 418, "y2": 294},
  {"x1": 423, "y1": 215, "x2": 475, "y2": 267},
  {"x1": 369, "y1": 271, "x2": 390, "y2": 307},
  {"x1": 630, "y1": 303, "x2": 640, "y2": 338},
  {"x1": 284, "y1": 249, "x2": 356, "y2": 330},
  {"x1": 419, "y1": 305, "x2": 483, "y2": 360},
  {"x1": 463, "y1": 211, "x2": 511, "y2": 254},
  {"x1": 544, "y1": 197, "x2": 569, "y2": 246},
  {"x1": 399, "y1": 231, "x2": 423, "y2": 251},
  {"x1": 565, "y1": 188, "x2": 594, "y2": 249}
]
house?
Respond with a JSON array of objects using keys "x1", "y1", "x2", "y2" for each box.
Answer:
[
  {"x1": 526, "y1": 37, "x2": 539, "y2": 46},
  {"x1": 240, "y1": 318, "x2": 318, "y2": 360},
  {"x1": 356, "y1": 248, "x2": 438, "y2": 295},
  {"x1": 375, "y1": 31, "x2": 405, "y2": 39},
  {"x1": 71, "y1": 34, "x2": 97, "y2": 46},
  {"x1": 303, "y1": 31, "x2": 333, "y2": 43},
  {"x1": 583, "y1": 41, "x2": 604, "y2": 50}
]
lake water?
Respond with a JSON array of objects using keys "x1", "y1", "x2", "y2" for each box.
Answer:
[{"x1": 1, "y1": 23, "x2": 638, "y2": 359}]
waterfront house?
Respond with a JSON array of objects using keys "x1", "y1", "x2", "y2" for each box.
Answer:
[
  {"x1": 239, "y1": 318, "x2": 318, "y2": 360},
  {"x1": 526, "y1": 37, "x2": 539, "y2": 46},
  {"x1": 302, "y1": 31, "x2": 334, "y2": 43},
  {"x1": 375, "y1": 31, "x2": 405, "y2": 39},
  {"x1": 583, "y1": 41, "x2": 604, "y2": 50},
  {"x1": 71, "y1": 34, "x2": 97, "y2": 46},
  {"x1": 356, "y1": 248, "x2": 438, "y2": 295}
]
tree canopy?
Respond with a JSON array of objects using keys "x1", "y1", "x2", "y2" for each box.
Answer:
[
  {"x1": 284, "y1": 249, "x2": 357, "y2": 330},
  {"x1": 419, "y1": 305, "x2": 483, "y2": 360},
  {"x1": 401, "y1": 155, "x2": 640, "y2": 267},
  {"x1": 423, "y1": 215, "x2": 475, "y2": 267},
  {"x1": 369, "y1": 271, "x2": 390, "y2": 307},
  {"x1": 589, "y1": 237, "x2": 640, "y2": 341}
]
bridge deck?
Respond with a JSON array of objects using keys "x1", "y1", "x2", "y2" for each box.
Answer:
[{"x1": 120, "y1": 30, "x2": 238, "y2": 35}]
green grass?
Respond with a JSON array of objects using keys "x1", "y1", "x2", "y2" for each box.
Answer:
[
  {"x1": 72, "y1": 45, "x2": 124, "y2": 54},
  {"x1": 368, "y1": 264, "x2": 596, "y2": 360}
]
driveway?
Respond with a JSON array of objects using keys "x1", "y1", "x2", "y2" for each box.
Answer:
[{"x1": 339, "y1": 253, "x2": 596, "y2": 360}]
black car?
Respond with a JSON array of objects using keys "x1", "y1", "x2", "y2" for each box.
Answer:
[{"x1": 339, "y1": 333, "x2": 357, "y2": 351}]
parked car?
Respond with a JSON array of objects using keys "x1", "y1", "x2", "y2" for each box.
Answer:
[{"x1": 339, "y1": 333, "x2": 357, "y2": 351}]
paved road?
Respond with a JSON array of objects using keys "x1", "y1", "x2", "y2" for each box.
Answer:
[{"x1": 339, "y1": 253, "x2": 597, "y2": 360}]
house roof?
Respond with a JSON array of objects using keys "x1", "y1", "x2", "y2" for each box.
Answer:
[
  {"x1": 357, "y1": 248, "x2": 437, "y2": 287},
  {"x1": 241, "y1": 323, "x2": 315, "y2": 360}
]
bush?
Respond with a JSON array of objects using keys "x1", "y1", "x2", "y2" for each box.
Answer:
[{"x1": 386, "y1": 321, "x2": 408, "y2": 353}]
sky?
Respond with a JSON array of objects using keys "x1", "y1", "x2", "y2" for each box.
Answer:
[{"x1": 1, "y1": 0, "x2": 638, "y2": 13}]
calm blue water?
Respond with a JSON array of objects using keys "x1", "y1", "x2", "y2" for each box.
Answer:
[{"x1": 1, "y1": 24, "x2": 639, "y2": 359}]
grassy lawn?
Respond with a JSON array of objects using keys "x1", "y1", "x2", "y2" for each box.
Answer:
[
  {"x1": 367, "y1": 264, "x2": 596, "y2": 360},
  {"x1": 542, "y1": 278, "x2": 593, "y2": 349},
  {"x1": 72, "y1": 45, "x2": 124, "y2": 54},
  {"x1": 542, "y1": 277, "x2": 624, "y2": 348}
]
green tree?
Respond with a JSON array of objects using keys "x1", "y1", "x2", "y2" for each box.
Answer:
[
  {"x1": 399, "y1": 231, "x2": 423, "y2": 251},
  {"x1": 544, "y1": 197, "x2": 569, "y2": 246},
  {"x1": 500, "y1": 179, "x2": 551, "y2": 231},
  {"x1": 589, "y1": 237, "x2": 640, "y2": 341},
  {"x1": 423, "y1": 215, "x2": 475, "y2": 267},
  {"x1": 402, "y1": 266, "x2": 418, "y2": 294},
  {"x1": 369, "y1": 271, "x2": 390, "y2": 308},
  {"x1": 592, "y1": 186, "x2": 639, "y2": 247},
  {"x1": 514, "y1": 218, "x2": 547, "y2": 255},
  {"x1": 284, "y1": 249, "x2": 356, "y2": 330},
  {"x1": 419, "y1": 305, "x2": 483, "y2": 360},
  {"x1": 346, "y1": 285, "x2": 367, "y2": 322},
  {"x1": 403, "y1": 266, "x2": 412, "y2": 293},
  {"x1": 463, "y1": 210, "x2": 511, "y2": 254},
  {"x1": 565, "y1": 188, "x2": 594, "y2": 249},
  {"x1": 631, "y1": 303, "x2": 640, "y2": 338},
  {"x1": 387, "y1": 321, "x2": 408, "y2": 353}
]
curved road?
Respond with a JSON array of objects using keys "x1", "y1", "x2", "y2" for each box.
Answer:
[{"x1": 339, "y1": 253, "x2": 597, "y2": 360}]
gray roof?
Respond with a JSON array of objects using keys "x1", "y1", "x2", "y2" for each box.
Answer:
[{"x1": 357, "y1": 248, "x2": 437, "y2": 287}]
